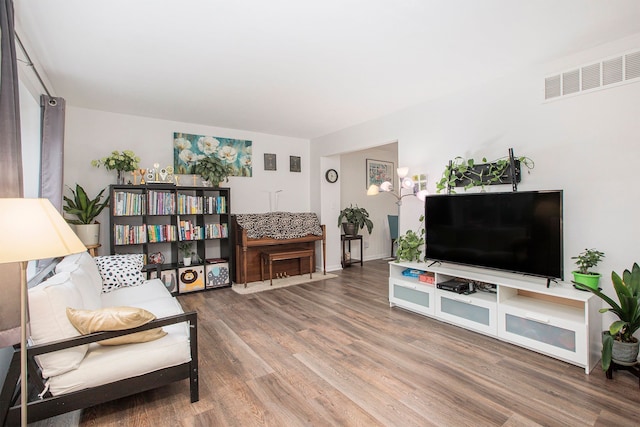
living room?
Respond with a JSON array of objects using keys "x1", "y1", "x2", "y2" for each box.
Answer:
[{"x1": 3, "y1": 1, "x2": 640, "y2": 425}]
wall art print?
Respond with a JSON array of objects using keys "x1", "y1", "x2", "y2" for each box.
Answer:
[
  {"x1": 366, "y1": 158, "x2": 394, "y2": 189},
  {"x1": 173, "y1": 132, "x2": 252, "y2": 177}
]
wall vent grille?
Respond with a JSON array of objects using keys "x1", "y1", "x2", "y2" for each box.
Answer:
[{"x1": 544, "y1": 49, "x2": 640, "y2": 101}]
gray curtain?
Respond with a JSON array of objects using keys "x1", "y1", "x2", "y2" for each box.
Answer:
[
  {"x1": 0, "y1": 0, "x2": 23, "y2": 347},
  {"x1": 40, "y1": 95, "x2": 65, "y2": 211}
]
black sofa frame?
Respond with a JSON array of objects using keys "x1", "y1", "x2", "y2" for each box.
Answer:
[{"x1": 0, "y1": 311, "x2": 198, "y2": 426}]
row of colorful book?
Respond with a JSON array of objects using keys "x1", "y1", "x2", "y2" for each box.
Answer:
[
  {"x1": 114, "y1": 224, "x2": 147, "y2": 245},
  {"x1": 147, "y1": 191, "x2": 176, "y2": 215},
  {"x1": 147, "y1": 224, "x2": 177, "y2": 243},
  {"x1": 113, "y1": 192, "x2": 146, "y2": 216}
]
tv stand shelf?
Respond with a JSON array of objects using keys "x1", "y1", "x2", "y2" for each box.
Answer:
[{"x1": 389, "y1": 261, "x2": 600, "y2": 374}]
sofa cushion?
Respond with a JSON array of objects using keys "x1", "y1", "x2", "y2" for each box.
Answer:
[
  {"x1": 100, "y1": 278, "x2": 173, "y2": 307},
  {"x1": 28, "y1": 272, "x2": 88, "y2": 377},
  {"x1": 55, "y1": 252, "x2": 102, "y2": 310},
  {"x1": 66, "y1": 306, "x2": 167, "y2": 346},
  {"x1": 94, "y1": 254, "x2": 145, "y2": 293}
]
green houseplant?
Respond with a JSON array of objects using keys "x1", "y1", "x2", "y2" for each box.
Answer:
[
  {"x1": 576, "y1": 263, "x2": 640, "y2": 370},
  {"x1": 63, "y1": 184, "x2": 110, "y2": 246},
  {"x1": 571, "y1": 248, "x2": 605, "y2": 290},
  {"x1": 178, "y1": 242, "x2": 194, "y2": 266},
  {"x1": 91, "y1": 150, "x2": 140, "y2": 184},
  {"x1": 337, "y1": 205, "x2": 373, "y2": 236},
  {"x1": 436, "y1": 155, "x2": 534, "y2": 193},
  {"x1": 194, "y1": 155, "x2": 233, "y2": 186},
  {"x1": 396, "y1": 215, "x2": 425, "y2": 262}
]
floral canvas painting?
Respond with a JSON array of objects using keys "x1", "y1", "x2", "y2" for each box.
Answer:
[{"x1": 173, "y1": 132, "x2": 252, "y2": 177}]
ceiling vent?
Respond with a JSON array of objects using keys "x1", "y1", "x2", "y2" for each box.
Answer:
[{"x1": 544, "y1": 49, "x2": 640, "y2": 101}]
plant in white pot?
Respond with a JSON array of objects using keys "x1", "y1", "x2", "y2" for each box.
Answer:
[
  {"x1": 571, "y1": 248, "x2": 605, "y2": 290},
  {"x1": 63, "y1": 184, "x2": 110, "y2": 246},
  {"x1": 178, "y1": 242, "x2": 194, "y2": 266},
  {"x1": 576, "y1": 263, "x2": 640, "y2": 370}
]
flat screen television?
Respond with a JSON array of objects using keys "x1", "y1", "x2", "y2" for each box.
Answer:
[{"x1": 425, "y1": 190, "x2": 563, "y2": 280}]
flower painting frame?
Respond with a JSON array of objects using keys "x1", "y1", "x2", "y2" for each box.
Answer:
[
  {"x1": 173, "y1": 132, "x2": 252, "y2": 177},
  {"x1": 366, "y1": 159, "x2": 394, "y2": 189}
]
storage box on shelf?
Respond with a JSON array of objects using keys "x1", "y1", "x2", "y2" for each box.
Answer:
[
  {"x1": 389, "y1": 260, "x2": 600, "y2": 374},
  {"x1": 110, "y1": 184, "x2": 232, "y2": 294}
]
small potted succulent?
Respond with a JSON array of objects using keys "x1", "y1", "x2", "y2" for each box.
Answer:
[
  {"x1": 194, "y1": 155, "x2": 233, "y2": 187},
  {"x1": 571, "y1": 248, "x2": 605, "y2": 290},
  {"x1": 337, "y1": 205, "x2": 373, "y2": 236},
  {"x1": 62, "y1": 184, "x2": 110, "y2": 246}
]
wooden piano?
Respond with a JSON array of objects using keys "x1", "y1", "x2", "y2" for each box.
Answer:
[{"x1": 231, "y1": 213, "x2": 326, "y2": 286}]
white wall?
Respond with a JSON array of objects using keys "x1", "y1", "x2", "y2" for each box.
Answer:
[
  {"x1": 340, "y1": 146, "x2": 398, "y2": 261},
  {"x1": 312, "y1": 33, "x2": 640, "y2": 329},
  {"x1": 64, "y1": 107, "x2": 311, "y2": 254}
]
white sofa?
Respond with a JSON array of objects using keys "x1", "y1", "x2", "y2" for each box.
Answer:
[{"x1": 0, "y1": 252, "x2": 198, "y2": 425}]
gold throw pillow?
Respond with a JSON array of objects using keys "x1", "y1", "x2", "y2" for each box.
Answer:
[{"x1": 66, "y1": 306, "x2": 167, "y2": 346}]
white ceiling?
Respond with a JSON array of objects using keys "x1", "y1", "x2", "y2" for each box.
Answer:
[{"x1": 14, "y1": 0, "x2": 640, "y2": 139}]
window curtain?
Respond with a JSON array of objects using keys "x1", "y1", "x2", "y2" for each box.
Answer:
[
  {"x1": 40, "y1": 95, "x2": 65, "y2": 211},
  {"x1": 0, "y1": 0, "x2": 23, "y2": 347}
]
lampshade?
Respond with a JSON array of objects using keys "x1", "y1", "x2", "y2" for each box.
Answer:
[
  {"x1": 379, "y1": 181, "x2": 393, "y2": 192},
  {"x1": 416, "y1": 189, "x2": 429, "y2": 201},
  {"x1": 0, "y1": 198, "x2": 87, "y2": 264},
  {"x1": 401, "y1": 177, "x2": 414, "y2": 189},
  {"x1": 366, "y1": 185, "x2": 380, "y2": 196},
  {"x1": 396, "y1": 167, "x2": 409, "y2": 179}
]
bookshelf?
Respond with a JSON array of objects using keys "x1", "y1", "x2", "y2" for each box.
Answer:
[{"x1": 109, "y1": 184, "x2": 232, "y2": 294}]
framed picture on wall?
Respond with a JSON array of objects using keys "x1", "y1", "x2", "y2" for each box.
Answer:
[
  {"x1": 264, "y1": 153, "x2": 277, "y2": 171},
  {"x1": 366, "y1": 159, "x2": 394, "y2": 189},
  {"x1": 290, "y1": 156, "x2": 301, "y2": 172}
]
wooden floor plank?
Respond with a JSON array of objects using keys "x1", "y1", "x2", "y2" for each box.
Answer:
[{"x1": 31, "y1": 259, "x2": 640, "y2": 426}]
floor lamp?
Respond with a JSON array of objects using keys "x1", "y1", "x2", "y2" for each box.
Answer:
[
  {"x1": 0, "y1": 198, "x2": 87, "y2": 427},
  {"x1": 367, "y1": 167, "x2": 428, "y2": 236}
]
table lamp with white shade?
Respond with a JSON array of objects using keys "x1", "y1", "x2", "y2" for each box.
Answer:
[{"x1": 0, "y1": 198, "x2": 87, "y2": 426}]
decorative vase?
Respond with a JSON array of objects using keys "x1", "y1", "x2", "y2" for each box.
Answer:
[
  {"x1": 572, "y1": 271, "x2": 601, "y2": 290},
  {"x1": 611, "y1": 336, "x2": 640, "y2": 364},
  {"x1": 183, "y1": 257, "x2": 191, "y2": 266},
  {"x1": 73, "y1": 223, "x2": 100, "y2": 246},
  {"x1": 342, "y1": 223, "x2": 357, "y2": 236},
  {"x1": 116, "y1": 170, "x2": 125, "y2": 185}
]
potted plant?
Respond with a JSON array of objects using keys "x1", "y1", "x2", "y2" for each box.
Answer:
[
  {"x1": 91, "y1": 150, "x2": 141, "y2": 184},
  {"x1": 194, "y1": 155, "x2": 233, "y2": 186},
  {"x1": 571, "y1": 248, "x2": 605, "y2": 290},
  {"x1": 178, "y1": 242, "x2": 194, "y2": 266},
  {"x1": 337, "y1": 205, "x2": 373, "y2": 236},
  {"x1": 62, "y1": 184, "x2": 110, "y2": 246},
  {"x1": 396, "y1": 215, "x2": 425, "y2": 262},
  {"x1": 576, "y1": 263, "x2": 640, "y2": 370}
]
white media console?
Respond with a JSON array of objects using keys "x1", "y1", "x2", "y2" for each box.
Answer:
[{"x1": 389, "y1": 260, "x2": 601, "y2": 374}]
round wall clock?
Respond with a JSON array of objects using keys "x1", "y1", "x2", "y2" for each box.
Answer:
[{"x1": 325, "y1": 169, "x2": 339, "y2": 183}]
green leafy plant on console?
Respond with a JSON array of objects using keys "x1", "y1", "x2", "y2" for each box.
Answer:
[
  {"x1": 194, "y1": 155, "x2": 233, "y2": 186},
  {"x1": 396, "y1": 215, "x2": 425, "y2": 262},
  {"x1": 436, "y1": 155, "x2": 534, "y2": 193},
  {"x1": 337, "y1": 205, "x2": 374, "y2": 235}
]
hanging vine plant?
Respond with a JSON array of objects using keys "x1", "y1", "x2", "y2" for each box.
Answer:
[{"x1": 436, "y1": 154, "x2": 534, "y2": 193}]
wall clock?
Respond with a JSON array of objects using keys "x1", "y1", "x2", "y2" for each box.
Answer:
[{"x1": 325, "y1": 169, "x2": 338, "y2": 183}]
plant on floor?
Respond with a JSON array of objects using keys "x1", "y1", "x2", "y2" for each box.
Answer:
[
  {"x1": 337, "y1": 205, "x2": 374, "y2": 235},
  {"x1": 396, "y1": 215, "x2": 425, "y2": 262},
  {"x1": 571, "y1": 248, "x2": 605, "y2": 290},
  {"x1": 194, "y1": 155, "x2": 233, "y2": 186},
  {"x1": 436, "y1": 155, "x2": 534, "y2": 193},
  {"x1": 576, "y1": 263, "x2": 640, "y2": 370},
  {"x1": 62, "y1": 184, "x2": 110, "y2": 225}
]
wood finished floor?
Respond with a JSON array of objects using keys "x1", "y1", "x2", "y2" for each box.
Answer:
[{"x1": 36, "y1": 260, "x2": 640, "y2": 426}]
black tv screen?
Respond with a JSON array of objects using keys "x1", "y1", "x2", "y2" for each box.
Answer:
[{"x1": 425, "y1": 190, "x2": 563, "y2": 279}]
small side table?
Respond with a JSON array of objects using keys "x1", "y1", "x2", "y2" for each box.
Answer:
[
  {"x1": 86, "y1": 244, "x2": 101, "y2": 257},
  {"x1": 341, "y1": 234, "x2": 363, "y2": 268},
  {"x1": 606, "y1": 359, "x2": 640, "y2": 388}
]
